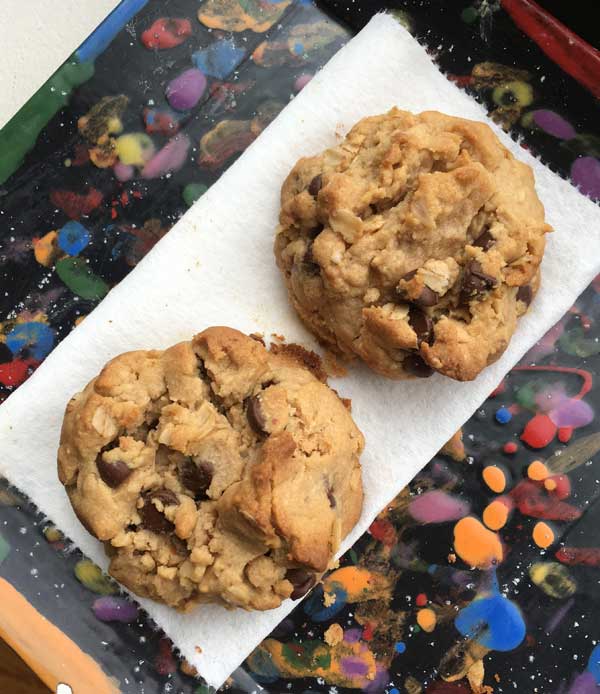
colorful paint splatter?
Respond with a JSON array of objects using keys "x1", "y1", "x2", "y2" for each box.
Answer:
[{"x1": 1, "y1": 0, "x2": 600, "y2": 692}]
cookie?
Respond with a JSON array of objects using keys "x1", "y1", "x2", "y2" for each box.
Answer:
[
  {"x1": 275, "y1": 108, "x2": 551, "y2": 381},
  {"x1": 58, "y1": 327, "x2": 364, "y2": 611}
]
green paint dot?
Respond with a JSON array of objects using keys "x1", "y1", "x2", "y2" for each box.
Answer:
[
  {"x1": 391, "y1": 9, "x2": 414, "y2": 32},
  {"x1": 521, "y1": 111, "x2": 536, "y2": 129},
  {"x1": 74, "y1": 559, "x2": 118, "y2": 595},
  {"x1": 461, "y1": 6, "x2": 479, "y2": 23},
  {"x1": 516, "y1": 382, "x2": 537, "y2": 410},
  {"x1": 0, "y1": 532, "x2": 10, "y2": 565},
  {"x1": 56, "y1": 257, "x2": 109, "y2": 301},
  {"x1": 183, "y1": 183, "x2": 208, "y2": 208}
]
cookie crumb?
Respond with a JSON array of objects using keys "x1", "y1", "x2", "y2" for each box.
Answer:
[
  {"x1": 323, "y1": 350, "x2": 348, "y2": 378},
  {"x1": 270, "y1": 342, "x2": 327, "y2": 382},
  {"x1": 440, "y1": 428, "x2": 465, "y2": 461},
  {"x1": 323, "y1": 590, "x2": 337, "y2": 607},
  {"x1": 180, "y1": 659, "x2": 198, "y2": 677},
  {"x1": 195, "y1": 646, "x2": 203, "y2": 654},
  {"x1": 249, "y1": 332, "x2": 265, "y2": 346},
  {"x1": 324, "y1": 622, "x2": 343, "y2": 646},
  {"x1": 271, "y1": 333, "x2": 285, "y2": 342}
]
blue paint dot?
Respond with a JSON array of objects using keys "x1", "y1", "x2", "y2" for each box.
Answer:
[
  {"x1": 587, "y1": 644, "x2": 600, "y2": 683},
  {"x1": 390, "y1": 689, "x2": 400, "y2": 694},
  {"x1": 293, "y1": 42, "x2": 304, "y2": 55},
  {"x1": 58, "y1": 221, "x2": 90, "y2": 256},
  {"x1": 394, "y1": 641, "x2": 406, "y2": 653},
  {"x1": 303, "y1": 583, "x2": 347, "y2": 621},
  {"x1": 6, "y1": 322, "x2": 55, "y2": 360},
  {"x1": 495, "y1": 406, "x2": 512, "y2": 424},
  {"x1": 455, "y1": 594, "x2": 525, "y2": 651}
]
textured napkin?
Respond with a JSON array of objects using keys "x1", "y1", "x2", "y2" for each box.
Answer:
[{"x1": 2, "y1": 13, "x2": 600, "y2": 688}]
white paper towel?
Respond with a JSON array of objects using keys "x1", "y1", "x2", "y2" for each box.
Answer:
[{"x1": 1, "y1": 14, "x2": 600, "y2": 688}]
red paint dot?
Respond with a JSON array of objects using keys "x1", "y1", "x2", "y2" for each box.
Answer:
[
  {"x1": 416, "y1": 593, "x2": 428, "y2": 607},
  {"x1": 503, "y1": 441, "x2": 518, "y2": 454},
  {"x1": 558, "y1": 426, "x2": 573, "y2": 443},
  {"x1": 521, "y1": 414, "x2": 557, "y2": 449}
]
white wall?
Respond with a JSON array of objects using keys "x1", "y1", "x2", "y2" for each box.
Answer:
[{"x1": 0, "y1": 0, "x2": 119, "y2": 127}]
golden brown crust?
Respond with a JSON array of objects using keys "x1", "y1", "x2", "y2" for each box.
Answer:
[
  {"x1": 275, "y1": 108, "x2": 550, "y2": 381},
  {"x1": 57, "y1": 327, "x2": 364, "y2": 611}
]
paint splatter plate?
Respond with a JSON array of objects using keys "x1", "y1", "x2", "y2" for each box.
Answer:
[{"x1": 1, "y1": 1, "x2": 600, "y2": 691}]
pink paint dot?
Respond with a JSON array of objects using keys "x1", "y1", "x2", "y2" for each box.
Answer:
[{"x1": 113, "y1": 162, "x2": 134, "y2": 182}]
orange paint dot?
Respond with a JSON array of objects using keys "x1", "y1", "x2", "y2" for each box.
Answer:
[
  {"x1": 483, "y1": 500, "x2": 509, "y2": 530},
  {"x1": 528, "y1": 460, "x2": 549, "y2": 481},
  {"x1": 544, "y1": 478, "x2": 557, "y2": 491},
  {"x1": 453, "y1": 516, "x2": 503, "y2": 569},
  {"x1": 482, "y1": 466, "x2": 506, "y2": 493},
  {"x1": 416, "y1": 608, "x2": 436, "y2": 633},
  {"x1": 533, "y1": 521, "x2": 554, "y2": 549}
]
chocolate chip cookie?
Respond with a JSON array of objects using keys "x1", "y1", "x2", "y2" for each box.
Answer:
[
  {"x1": 58, "y1": 327, "x2": 364, "y2": 611},
  {"x1": 275, "y1": 108, "x2": 551, "y2": 381}
]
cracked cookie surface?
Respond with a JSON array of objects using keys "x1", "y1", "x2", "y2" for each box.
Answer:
[
  {"x1": 58, "y1": 327, "x2": 364, "y2": 611},
  {"x1": 275, "y1": 108, "x2": 551, "y2": 381}
]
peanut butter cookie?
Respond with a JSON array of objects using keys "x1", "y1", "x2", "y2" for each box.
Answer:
[
  {"x1": 275, "y1": 108, "x2": 550, "y2": 380},
  {"x1": 58, "y1": 327, "x2": 364, "y2": 611}
]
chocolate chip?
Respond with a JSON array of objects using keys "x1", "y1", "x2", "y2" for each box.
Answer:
[
  {"x1": 409, "y1": 306, "x2": 434, "y2": 346},
  {"x1": 286, "y1": 568, "x2": 316, "y2": 599},
  {"x1": 473, "y1": 229, "x2": 495, "y2": 250},
  {"x1": 140, "y1": 489, "x2": 179, "y2": 533},
  {"x1": 401, "y1": 269, "x2": 418, "y2": 282},
  {"x1": 460, "y1": 261, "x2": 497, "y2": 304},
  {"x1": 197, "y1": 359, "x2": 209, "y2": 381},
  {"x1": 302, "y1": 245, "x2": 320, "y2": 276},
  {"x1": 171, "y1": 536, "x2": 189, "y2": 556},
  {"x1": 516, "y1": 285, "x2": 533, "y2": 306},
  {"x1": 97, "y1": 458, "x2": 132, "y2": 488},
  {"x1": 403, "y1": 354, "x2": 434, "y2": 378},
  {"x1": 414, "y1": 286, "x2": 439, "y2": 308},
  {"x1": 326, "y1": 483, "x2": 336, "y2": 508},
  {"x1": 246, "y1": 395, "x2": 267, "y2": 436},
  {"x1": 179, "y1": 460, "x2": 213, "y2": 499},
  {"x1": 308, "y1": 174, "x2": 322, "y2": 197}
]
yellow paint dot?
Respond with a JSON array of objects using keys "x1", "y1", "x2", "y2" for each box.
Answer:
[
  {"x1": 528, "y1": 460, "x2": 549, "y2": 481},
  {"x1": 482, "y1": 465, "x2": 506, "y2": 493},
  {"x1": 453, "y1": 516, "x2": 503, "y2": 569},
  {"x1": 417, "y1": 608, "x2": 436, "y2": 633},
  {"x1": 544, "y1": 478, "x2": 557, "y2": 491},
  {"x1": 115, "y1": 132, "x2": 154, "y2": 166},
  {"x1": 483, "y1": 500, "x2": 509, "y2": 530},
  {"x1": 533, "y1": 521, "x2": 554, "y2": 549}
]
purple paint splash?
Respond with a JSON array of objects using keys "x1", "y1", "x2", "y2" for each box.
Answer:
[
  {"x1": 341, "y1": 657, "x2": 369, "y2": 676},
  {"x1": 571, "y1": 157, "x2": 600, "y2": 201},
  {"x1": 532, "y1": 110, "x2": 577, "y2": 140}
]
